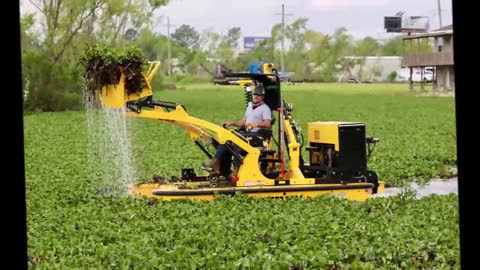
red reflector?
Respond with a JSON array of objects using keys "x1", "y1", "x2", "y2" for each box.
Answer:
[{"x1": 230, "y1": 176, "x2": 239, "y2": 181}]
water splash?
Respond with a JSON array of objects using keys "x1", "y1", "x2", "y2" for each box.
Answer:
[
  {"x1": 373, "y1": 177, "x2": 458, "y2": 199},
  {"x1": 84, "y1": 91, "x2": 136, "y2": 196}
]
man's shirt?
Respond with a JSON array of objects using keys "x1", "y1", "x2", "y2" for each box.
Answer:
[{"x1": 244, "y1": 102, "x2": 272, "y2": 132}]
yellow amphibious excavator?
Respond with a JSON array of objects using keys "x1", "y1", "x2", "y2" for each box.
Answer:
[{"x1": 98, "y1": 61, "x2": 384, "y2": 201}]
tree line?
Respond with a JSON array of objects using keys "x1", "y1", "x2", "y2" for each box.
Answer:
[{"x1": 21, "y1": 0, "x2": 431, "y2": 112}]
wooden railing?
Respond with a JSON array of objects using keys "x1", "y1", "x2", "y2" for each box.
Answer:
[{"x1": 402, "y1": 52, "x2": 454, "y2": 67}]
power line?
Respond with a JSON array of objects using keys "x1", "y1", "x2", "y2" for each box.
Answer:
[
  {"x1": 275, "y1": 4, "x2": 293, "y2": 72},
  {"x1": 437, "y1": 0, "x2": 443, "y2": 27},
  {"x1": 162, "y1": 16, "x2": 175, "y2": 77}
]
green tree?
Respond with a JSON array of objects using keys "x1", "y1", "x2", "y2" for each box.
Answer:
[
  {"x1": 217, "y1": 41, "x2": 234, "y2": 66},
  {"x1": 355, "y1": 36, "x2": 380, "y2": 56},
  {"x1": 198, "y1": 29, "x2": 236, "y2": 72},
  {"x1": 305, "y1": 30, "x2": 325, "y2": 49},
  {"x1": 380, "y1": 37, "x2": 404, "y2": 56},
  {"x1": 269, "y1": 23, "x2": 282, "y2": 64},
  {"x1": 224, "y1": 27, "x2": 241, "y2": 48},
  {"x1": 133, "y1": 28, "x2": 170, "y2": 87},
  {"x1": 21, "y1": 0, "x2": 169, "y2": 111},
  {"x1": 171, "y1": 24, "x2": 200, "y2": 49},
  {"x1": 200, "y1": 29, "x2": 221, "y2": 59},
  {"x1": 303, "y1": 30, "x2": 325, "y2": 81},
  {"x1": 195, "y1": 29, "x2": 219, "y2": 74},
  {"x1": 96, "y1": 0, "x2": 169, "y2": 46},
  {"x1": 314, "y1": 27, "x2": 355, "y2": 82},
  {"x1": 134, "y1": 28, "x2": 167, "y2": 61},
  {"x1": 284, "y1": 18, "x2": 309, "y2": 79},
  {"x1": 285, "y1": 17, "x2": 308, "y2": 51},
  {"x1": 182, "y1": 50, "x2": 208, "y2": 76}
]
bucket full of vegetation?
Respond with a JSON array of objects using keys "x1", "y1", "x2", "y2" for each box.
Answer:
[{"x1": 80, "y1": 44, "x2": 149, "y2": 108}]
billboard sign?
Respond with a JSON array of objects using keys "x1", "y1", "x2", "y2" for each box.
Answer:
[
  {"x1": 384, "y1": 16, "x2": 401, "y2": 32},
  {"x1": 401, "y1": 16, "x2": 429, "y2": 32},
  {"x1": 244, "y1": 36, "x2": 271, "y2": 49},
  {"x1": 384, "y1": 16, "x2": 429, "y2": 33}
]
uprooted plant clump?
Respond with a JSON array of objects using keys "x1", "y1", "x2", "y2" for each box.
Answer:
[{"x1": 80, "y1": 43, "x2": 148, "y2": 95}]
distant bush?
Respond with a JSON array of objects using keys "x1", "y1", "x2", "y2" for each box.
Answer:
[
  {"x1": 22, "y1": 51, "x2": 85, "y2": 112},
  {"x1": 150, "y1": 73, "x2": 165, "y2": 91},
  {"x1": 386, "y1": 71, "x2": 397, "y2": 83}
]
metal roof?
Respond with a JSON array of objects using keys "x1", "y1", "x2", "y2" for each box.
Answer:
[{"x1": 402, "y1": 24, "x2": 453, "y2": 40}]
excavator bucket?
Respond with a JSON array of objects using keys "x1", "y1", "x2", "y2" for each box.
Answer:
[
  {"x1": 99, "y1": 74, "x2": 128, "y2": 108},
  {"x1": 98, "y1": 61, "x2": 161, "y2": 108}
]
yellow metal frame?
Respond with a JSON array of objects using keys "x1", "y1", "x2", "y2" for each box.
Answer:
[
  {"x1": 124, "y1": 105, "x2": 275, "y2": 186},
  {"x1": 96, "y1": 62, "x2": 274, "y2": 186},
  {"x1": 99, "y1": 61, "x2": 160, "y2": 108},
  {"x1": 129, "y1": 182, "x2": 384, "y2": 202},
  {"x1": 96, "y1": 60, "x2": 384, "y2": 200}
]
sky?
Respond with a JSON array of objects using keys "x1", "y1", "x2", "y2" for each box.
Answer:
[
  {"x1": 20, "y1": 0, "x2": 453, "y2": 44},
  {"x1": 152, "y1": 0, "x2": 453, "y2": 42}
]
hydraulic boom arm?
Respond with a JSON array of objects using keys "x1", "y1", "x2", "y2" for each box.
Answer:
[{"x1": 97, "y1": 61, "x2": 272, "y2": 184}]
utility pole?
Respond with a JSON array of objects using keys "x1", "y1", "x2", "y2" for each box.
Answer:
[
  {"x1": 437, "y1": 0, "x2": 443, "y2": 27},
  {"x1": 163, "y1": 16, "x2": 175, "y2": 77},
  {"x1": 275, "y1": 4, "x2": 293, "y2": 72}
]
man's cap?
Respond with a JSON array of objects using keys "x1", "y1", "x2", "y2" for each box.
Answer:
[{"x1": 253, "y1": 84, "x2": 265, "y2": 96}]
